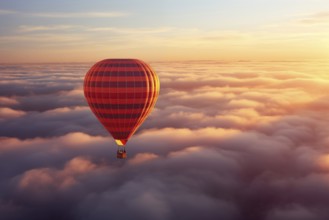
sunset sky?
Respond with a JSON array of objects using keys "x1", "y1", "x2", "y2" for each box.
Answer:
[
  {"x1": 0, "y1": 0, "x2": 329, "y2": 62},
  {"x1": 2, "y1": 1, "x2": 329, "y2": 220}
]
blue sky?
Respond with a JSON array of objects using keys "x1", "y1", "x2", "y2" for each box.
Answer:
[{"x1": 0, "y1": 0, "x2": 328, "y2": 62}]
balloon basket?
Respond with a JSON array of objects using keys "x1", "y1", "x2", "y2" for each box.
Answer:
[{"x1": 117, "y1": 149, "x2": 127, "y2": 159}]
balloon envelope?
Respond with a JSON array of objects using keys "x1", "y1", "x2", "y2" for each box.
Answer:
[{"x1": 84, "y1": 59, "x2": 160, "y2": 146}]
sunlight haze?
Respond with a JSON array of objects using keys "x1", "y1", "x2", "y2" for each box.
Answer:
[{"x1": 0, "y1": 0, "x2": 328, "y2": 62}]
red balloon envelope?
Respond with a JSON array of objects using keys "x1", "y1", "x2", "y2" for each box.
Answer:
[{"x1": 84, "y1": 59, "x2": 160, "y2": 147}]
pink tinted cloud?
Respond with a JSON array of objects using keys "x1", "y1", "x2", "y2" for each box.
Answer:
[
  {"x1": 18, "y1": 157, "x2": 96, "y2": 192},
  {"x1": 0, "y1": 107, "x2": 25, "y2": 119},
  {"x1": 0, "y1": 97, "x2": 19, "y2": 105},
  {"x1": 1, "y1": 61, "x2": 329, "y2": 219}
]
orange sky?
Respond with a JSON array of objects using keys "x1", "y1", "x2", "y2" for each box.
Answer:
[{"x1": 0, "y1": 1, "x2": 328, "y2": 62}]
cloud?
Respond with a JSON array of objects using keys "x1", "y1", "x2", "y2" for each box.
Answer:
[
  {"x1": 0, "y1": 33, "x2": 88, "y2": 46},
  {"x1": 1, "y1": 61, "x2": 329, "y2": 220},
  {"x1": 0, "y1": 9, "x2": 129, "y2": 18},
  {"x1": 30, "y1": 11, "x2": 129, "y2": 18},
  {"x1": 0, "y1": 96, "x2": 19, "y2": 105},
  {"x1": 18, "y1": 25, "x2": 78, "y2": 32},
  {"x1": 18, "y1": 156, "x2": 96, "y2": 191},
  {"x1": 86, "y1": 26, "x2": 173, "y2": 34},
  {"x1": 0, "y1": 106, "x2": 103, "y2": 139},
  {"x1": 128, "y1": 153, "x2": 159, "y2": 165},
  {"x1": 268, "y1": 205, "x2": 317, "y2": 220},
  {"x1": 16, "y1": 25, "x2": 173, "y2": 35},
  {"x1": 0, "y1": 107, "x2": 25, "y2": 119},
  {"x1": 298, "y1": 11, "x2": 329, "y2": 24},
  {"x1": 0, "y1": 9, "x2": 17, "y2": 15}
]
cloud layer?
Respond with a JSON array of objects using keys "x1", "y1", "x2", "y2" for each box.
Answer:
[{"x1": 1, "y1": 61, "x2": 329, "y2": 220}]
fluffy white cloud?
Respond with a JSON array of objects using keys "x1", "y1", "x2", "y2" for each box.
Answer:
[{"x1": 1, "y1": 61, "x2": 329, "y2": 220}]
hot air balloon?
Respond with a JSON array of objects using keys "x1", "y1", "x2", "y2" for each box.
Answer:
[{"x1": 83, "y1": 59, "x2": 160, "y2": 159}]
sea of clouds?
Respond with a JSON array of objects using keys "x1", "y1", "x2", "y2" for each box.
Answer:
[{"x1": 1, "y1": 61, "x2": 329, "y2": 220}]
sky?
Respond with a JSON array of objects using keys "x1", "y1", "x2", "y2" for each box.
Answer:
[
  {"x1": 2, "y1": 60, "x2": 329, "y2": 220},
  {"x1": 0, "y1": 0, "x2": 328, "y2": 62}
]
